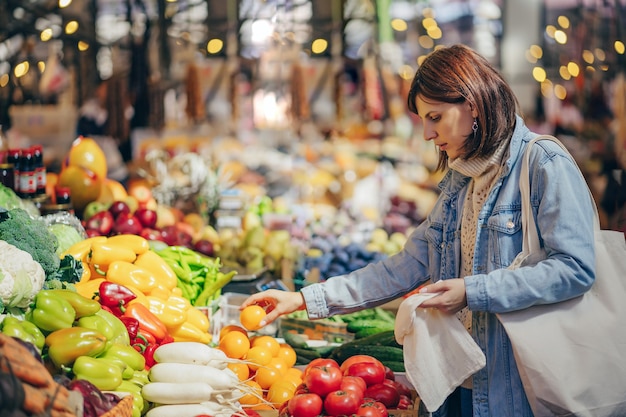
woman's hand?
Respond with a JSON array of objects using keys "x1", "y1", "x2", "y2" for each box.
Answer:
[
  {"x1": 417, "y1": 278, "x2": 468, "y2": 314},
  {"x1": 240, "y1": 290, "x2": 306, "y2": 326}
]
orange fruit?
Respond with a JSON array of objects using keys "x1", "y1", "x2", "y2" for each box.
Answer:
[
  {"x1": 251, "y1": 335, "x2": 281, "y2": 357},
  {"x1": 254, "y1": 365, "x2": 281, "y2": 390},
  {"x1": 65, "y1": 136, "x2": 107, "y2": 181},
  {"x1": 238, "y1": 380, "x2": 263, "y2": 405},
  {"x1": 219, "y1": 324, "x2": 248, "y2": 340},
  {"x1": 245, "y1": 346, "x2": 273, "y2": 371},
  {"x1": 227, "y1": 362, "x2": 250, "y2": 381},
  {"x1": 218, "y1": 330, "x2": 250, "y2": 359},
  {"x1": 266, "y1": 380, "x2": 297, "y2": 407},
  {"x1": 276, "y1": 344, "x2": 297, "y2": 368},
  {"x1": 240, "y1": 305, "x2": 267, "y2": 331},
  {"x1": 267, "y1": 357, "x2": 289, "y2": 375}
]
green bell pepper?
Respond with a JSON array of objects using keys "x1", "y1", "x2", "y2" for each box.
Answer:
[
  {"x1": 27, "y1": 290, "x2": 76, "y2": 332},
  {"x1": 77, "y1": 313, "x2": 116, "y2": 350},
  {"x1": 128, "y1": 369, "x2": 149, "y2": 386},
  {"x1": 1, "y1": 316, "x2": 45, "y2": 350},
  {"x1": 94, "y1": 308, "x2": 130, "y2": 346},
  {"x1": 46, "y1": 289, "x2": 101, "y2": 318},
  {"x1": 114, "y1": 380, "x2": 145, "y2": 417},
  {"x1": 73, "y1": 356, "x2": 123, "y2": 391},
  {"x1": 45, "y1": 326, "x2": 108, "y2": 368},
  {"x1": 98, "y1": 343, "x2": 146, "y2": 371}
]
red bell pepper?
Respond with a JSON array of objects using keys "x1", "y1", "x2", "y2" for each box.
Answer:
[
  {"x1": 98, "y1": 281, "x2": 136, "y2": 316},
  {"x1": 118, "y1": 316, "x2": 140, "y2": 341}
]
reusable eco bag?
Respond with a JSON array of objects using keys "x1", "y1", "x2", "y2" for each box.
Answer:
[{"x1": 498, "y1": 135, "x2": 626, "y2": 417}]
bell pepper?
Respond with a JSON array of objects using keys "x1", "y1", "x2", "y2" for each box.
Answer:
[
  {"x1": 90, "y1": 241, "x2": 137, "y2": 265},
  {"x1": 186, "y1": 306, "x2": 210, "y2": 332},
  {"x1": 27, "y1": 290, "x2": 76, "y2": 332},
  {"x1": 61, "y1": 236, "x2": 107, "y2": 262},
  {"x1": 45, "y1": 326, "x2": 108, "y2": 368},
  {"x1": 169, "y1": 321, "x2": 212, "y2": 344},
  {"x1": 106, "y1": 261, "x2": 158, "y2": 294},
  {"x1": 135, "y1": 329, "x2": 156, "y2": 347},
  {"x1": 123, "y1": 303, "x2": 169, "y2": 343},
  {"x1": 145, "y1": 295, "x2": 187, "y2": 330},
  {"x1": 99, "y1": 356, "x2": 134, "y2": 379},
  {"x1": 145, "y1": 284, "x2": 171, "y2": 300},
  {"x1": 98, "y1": 281, "x2": 137, "y2": 315},
  {"x1": 0, "y1": 316, "x2": 45, "y2": 350},
  {"x1": 76, "y1": 313, "x2": 116, "y2": 346},
  {"x1": 98, "y1": 343, "x2": 146, "y2": 371},
  {"x1": 134, "y1": 250, "x2": 178, "y2": 290},
  {"x1": 94, "y1": 308, "x2": 130, "y2": 346},
  {"x1": 119, "y1": 316, "x2": 140, "y2": 341},
  {"x1": 75, "y1": 278, "x2": 106, "y2": 300},
  {"x1": 106, "y1": 234, "x2": 150, "y2": 255},
  {"x1": 113, "y1": 380, "x2": 145, "y2": 417},
  {"x1": 45, "y1": 289, "x2": 101, "y2": 318},
  {"x1": 73, "y1": 356, "x2": 123, "y2": 391},
  {"x1": 142, "y1": 343, "x2": 159, "y2": 369}
]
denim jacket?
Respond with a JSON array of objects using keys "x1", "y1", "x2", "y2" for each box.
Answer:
[{"x1": 301, "y1": 116, "x2": 596, "y2": 416}]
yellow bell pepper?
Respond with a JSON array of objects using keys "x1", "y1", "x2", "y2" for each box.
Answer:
[
  {"x1": 186, "y1": 306, "x2": 210, "y2": 332},
  {"x1": 90, "y1": 241, "x2": 137, "y2": 265},
  {"x1": 144, "y1": 283, "x2": 171, "y2": 300},
  {"x1": 76, "y1": 278, "x2": 106, "y2": 300},
  {"x1": 145, "y1": 296, "x2": 187, "y2": 330},
  {"x1": 169, "y1": 321, "x2": 211, "y2": 344},
  {"x1": 107, "y1": 234, "x2": 150, "y2": 255},
  {"x1": 171, "y1": 287, "x2": 183, "y2": 297},
  {"x1": 62, "y1": 236, "x2": 107, "y2": 262},
  {"x1": 106, "y1": 261, "x2": 157, "y2": 294},
  {"x1": 80, "y1": 266, "x2": 92, "y2": 283},
  {"x1": 133, "y1": 250, "x2": 178, "y2": 290},
  {"x1": 122, "y1": 283, "x2": 149, "y2": 307}
]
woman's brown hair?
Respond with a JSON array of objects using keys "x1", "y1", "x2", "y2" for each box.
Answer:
[{"x1": 407, "y1": 44, "x2": 519, "y2": 170}]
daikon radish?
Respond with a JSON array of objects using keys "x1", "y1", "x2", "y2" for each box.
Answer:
[
  {"x1": 144, "y1": 402, "x2": 238, "y2": 417},
  {"x1": 148, "y1": 362, "x2": 241, "y2": 390},
  {"x1": 153, "y1": 341, "x2": 233, "y2": 369},
  {"x1": 141, "y1": 381, "x2": 214, "y2": 404}
]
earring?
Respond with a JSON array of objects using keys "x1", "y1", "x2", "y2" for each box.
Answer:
[{"x1": 472, "y1": 118, "x2": 478, "y2": 135}]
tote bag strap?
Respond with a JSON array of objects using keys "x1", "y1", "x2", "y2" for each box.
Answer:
[{"x1": 520, "y1": 135, "x2": 600, "y2": 256}]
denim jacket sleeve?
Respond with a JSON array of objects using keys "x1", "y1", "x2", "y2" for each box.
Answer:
[
  {"x1": 465, "y1": 138, "x2": 596, "y2": 313},
  {"x1": 301, "y1": 220, "x2": 433, "y2": 319}
]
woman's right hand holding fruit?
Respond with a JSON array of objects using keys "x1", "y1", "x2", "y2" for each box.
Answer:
[{"x1": 240, "y1": 290, "x2": 306, "y2": 326}]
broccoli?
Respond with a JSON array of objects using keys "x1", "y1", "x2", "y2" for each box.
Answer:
[{"x1": 0, "y1": 208, "x2": 60, "y2": 277}]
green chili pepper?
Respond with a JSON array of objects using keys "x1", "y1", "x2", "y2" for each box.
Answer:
[
  {"x1": 0, "y1": 316, "x2": 45, "y2": 350},
  {"x1": 27, "y1": 290, "x2": 76, "y2": 332},
  {"x1": 45, "y1": 326, "x2": 108, "y2": 368},
  {"x1": 73, "y1": 356, "x2": 123, "y2": 391},
  {"x1": 194, "y1": 270, "x2": 237, "y2": 307},
  {"x1": 98, "y1": 343, "x2": 146, "y2": 371},
  {"x1": 45, "y1": 289, "x2": 101, "y2": 318}
]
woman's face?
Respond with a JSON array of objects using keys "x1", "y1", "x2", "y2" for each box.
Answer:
[{"x1": 415, "y1": 96, "x2": 476, "y2": 160}]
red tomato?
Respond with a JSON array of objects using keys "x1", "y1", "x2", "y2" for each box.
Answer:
[
  {"x1": 287, "y1": 393, "x2": 324, "y2": 417},
  {"x1": 304, "y1": 358, "x2": 340, "y2": 376},
  {"x1": 340, "y1": 375, "x2": 366, "y2": 403},
  {"x1": 356, "y1": 403, "x2": 384, "y2": 417},
  {"x1": 364, "y1": 383, "x2": 401, "y2": 408},
  {"x1": 384, "y1": 366, "x2": 395, "y2": 380},
  {"x1": 382, "y1": 379, "x2": 412, "y2": 398},
  {"x1": 323, "y1": 390, "x2": 361, "y2": 416},
  {"x1": 294, "y1": 382, "x2": 310, "y2": 395},
  {"x1": 397, "y1": 394, "x2": 413, "y2": 410},
  {"x1": 339, "y1": 355, "x2": 383, "y2": 373},
  {"x1": 304, "y1": 365, "x2": 343, "y2": 397},
  {"x1": 367, "y1": 401, "x2": 389, "y2": 417},
  {"x1": 345, "y1": 362, "x2": 386, "y2": 387}
]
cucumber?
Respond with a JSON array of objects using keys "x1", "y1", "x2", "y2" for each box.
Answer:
[
  {"x1": 384, "y1": 361, "x2": 406, "y2": 372},
  {"x1": 346, "y1": 319, "x2": 395, "y2": 334},
  {"x1": 355, "y1": 327, "x2": 389, "y2": 339},
  {"x1": 283, "y1": 331, "x2": 308, "y2": 349}
]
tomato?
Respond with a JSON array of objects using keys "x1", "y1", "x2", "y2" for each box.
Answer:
[
  {"x1": 323, "y1": 390, "x2": 361, "y2": 416},
  {"x1": 339, "y1": 355, "x2": 383, "y2": 373},
  {"x1": 243, "y1": 410, "x2": 262, "y2": 417},
  {"x1": 345, "y1": 362, "x2": 386, "y2": 387},
  {"x1": 382, "y1": 378, "x2": 412, "y2": 398},
  {"x1": 367, "y1": 401, "x2": 389, "y2": 417},
  {"x1": 303, "y1": 358, "x2": 340, "y2": 376},
  {"x1": 288, "y1": 393, "x2": 324, "y2": 417},
  {"x1": 356, "y1": 403, "x2": 384, "y2": 417},
  {"x1": 340, "y1": 375, "x2": 366, "y2": 403},
  {"x1": 397, "y1": 394, "x2": 413, "y2": 410},
  {"x1": 384, "y1": 366, "x2": 395, "y2": 380},
  {"x1": 364, "y1": 383, "x2": 400, "y2": 408},
  {"x1": 294, "y1": 382, "x2": 310, "y2": 395},
  {"x1": 304, "y1": 365, "x2": 343, "y2": 397}
]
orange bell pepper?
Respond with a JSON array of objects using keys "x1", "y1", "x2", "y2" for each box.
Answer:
[{"x1": 123, "y1": 303, "x2": 169, "y2": 343}]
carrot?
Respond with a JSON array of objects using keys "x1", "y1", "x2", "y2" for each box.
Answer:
[{"x1": 0, "y1": 334, "x2": 53, "y2": 387}]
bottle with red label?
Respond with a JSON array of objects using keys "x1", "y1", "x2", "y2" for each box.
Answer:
[
  {"x1": 18, "y1": 148, "x2": 36, "y2": 199},
  {"x1": 7, "y1": 148, "x2": 20, "y2": 192},
  {"x1": 32, "y1": 145, "x2": 46, "y2": 195}
]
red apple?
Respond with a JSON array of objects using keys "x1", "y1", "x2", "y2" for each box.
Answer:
[
  {"x1": 109, "y1": 200, "x2": 131, "y2": 219},
  {"x1": 160, "y1": 225, "x2": 193, "y2": 247},
  {"x1": 140, "y1": 228, "x2": 165, "y2": 242},
  {"x1": 193, "y1": 239, "x2": 214, "y2": 256},
  {"x1": 112, "y1": 213, "x2": 143, "y2": 235},
  {"x1": 85, "y1": 228, "x2": 103, "y2": 238},
  {"x1": 84, "y1": 210, "x2": 114, "y2": 236},
  {"x1": 135, "y1": 207, "x2": 158, "y2": 228}
]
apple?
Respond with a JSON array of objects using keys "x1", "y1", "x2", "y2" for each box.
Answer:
[
  {"x1": 112, "y1": 213, "x2": 143, "y2": 235},
  {"x1": 124, "y1": 196, "x2": 139, "y2": 214},
  {"x1": 109, "y1": 200, "x2": 131, "y2": 219},
  {"x1": 193, "y1": 239, "x2": 214, "y2": 257},
  {"x1": 135, "y1": 208, "x2": 158, "y2": 228},
  {"x1": 85, "y1": 228, "x2": 103, "y2": 238},
  {"x1": 83, "y1": 201, "x2": 111, "y2": 221},
  {"x1": 84, "y1": 210, "x2": 115, "y2": 236},
  {"x1": 140, "y1": 228, "x2": 165, "y2": 242},
  {"x1": 160, "y1": 225, "x2": 193, "y2": 247}
]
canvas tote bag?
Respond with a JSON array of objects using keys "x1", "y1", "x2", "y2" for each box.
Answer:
[{"x1": 498, "y1": 135, "x2": 626, "y2": 417}]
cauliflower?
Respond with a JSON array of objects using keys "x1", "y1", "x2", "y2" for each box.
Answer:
[{"x1": 0, "y1": 241, "x2": 46, "y2": 312}]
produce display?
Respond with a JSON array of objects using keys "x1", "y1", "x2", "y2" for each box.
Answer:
[{"x1": 0, "y1": 137, "x2": 424, "y2": 417}]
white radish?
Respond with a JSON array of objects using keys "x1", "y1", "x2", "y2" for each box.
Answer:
[
  {"x1": 153, "y1": 342, "x2": 233, "y2": 369},
  {"x1": 144, "y1": 402, "x2": 240, "y2": 417},
  {"x1": 141, "y1": 381, "x2": 214, "y2": 404},
  {"x1": 148, "y1": 362, "x2": 240, "y2": 390}
]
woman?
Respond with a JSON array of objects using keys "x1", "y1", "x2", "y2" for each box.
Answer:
[{"x1": 241, "y1": 44, "x2": 596, "y2": 416}]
